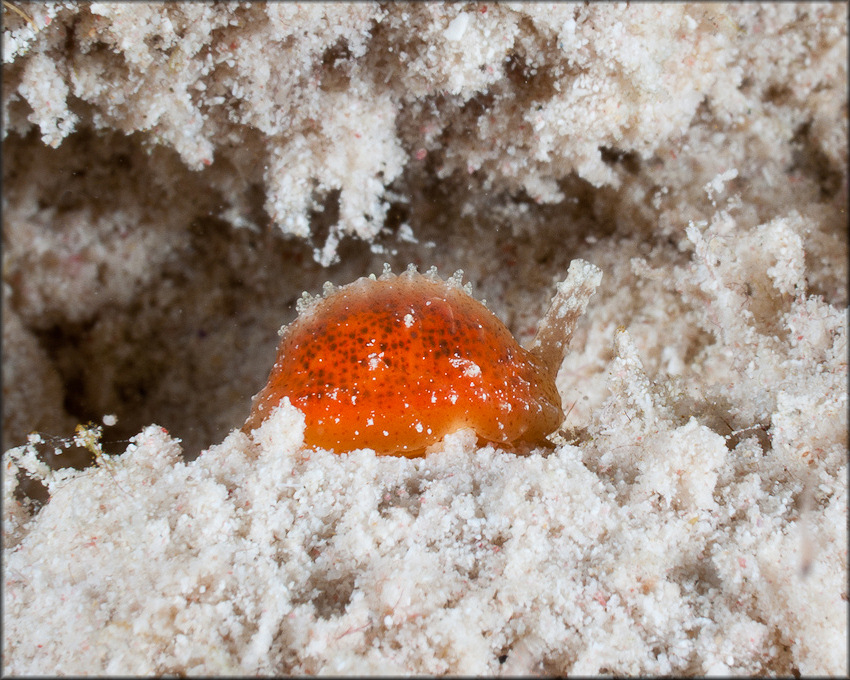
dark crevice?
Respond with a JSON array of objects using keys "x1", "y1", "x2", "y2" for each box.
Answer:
[
  {"x1": 600, "y1": 145, "x2": 641, "y2": 175},
  {"x1": 789, "y1": 119, "x2": 843, "y2": 201},
  {"x1": 319, "y1": 38, "x2": 353, "y2": 93}
]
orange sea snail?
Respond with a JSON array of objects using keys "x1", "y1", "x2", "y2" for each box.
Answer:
[{"x1": 243, "y1": 261, "x2": 602, "y2": 457}]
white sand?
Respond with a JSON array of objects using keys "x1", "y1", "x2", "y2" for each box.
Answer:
[{"x1": 2, "y1": 2, "x2": 847, "y2": 675}]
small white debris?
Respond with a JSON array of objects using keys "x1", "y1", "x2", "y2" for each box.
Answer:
[
  {"x1": 397, "y1": 224, "x2": 418, "y2": 243},
  {"x1": 449, "y1": 356, "x2": 481, "y2": 377},
  {"x1": 444, "y1": 13, "x2": 469, "y2": 42},
  {"x1": 704, "y1": 168, "x2": 739, "y2": 203}
]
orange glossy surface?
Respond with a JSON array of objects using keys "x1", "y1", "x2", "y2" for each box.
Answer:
[{"x1": 244, "y1": 270, "x2": 563, "y2": 456}]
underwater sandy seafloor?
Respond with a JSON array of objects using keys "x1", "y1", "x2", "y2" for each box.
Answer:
[{"x1": 2, "y1": 2, "x2": 847, "y2": 675}]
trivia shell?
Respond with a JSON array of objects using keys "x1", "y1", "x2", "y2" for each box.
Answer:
[{"x1": 243, "y1": 265, "x2": 564, "y2": 456}]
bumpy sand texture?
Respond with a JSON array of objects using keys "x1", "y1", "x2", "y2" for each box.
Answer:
[{"x1": 2, "y1": 1, "x2": 847, "y2": 676}]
